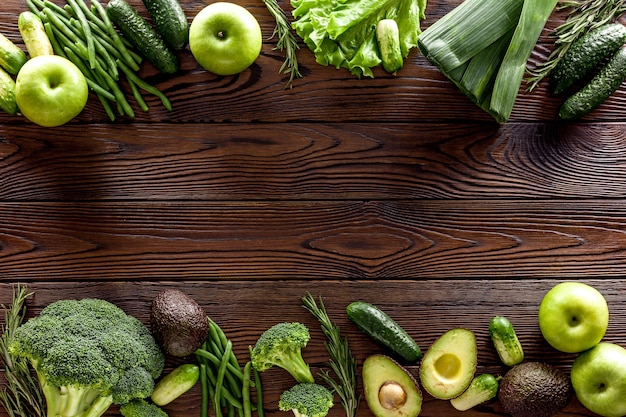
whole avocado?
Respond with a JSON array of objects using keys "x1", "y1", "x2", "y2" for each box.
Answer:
[
  {"x1": 151, "y1": 289, "x2": 209, "y2": 357},
  {"x1": 498, "y1": 362, "x2": 572, "y2": 417}
]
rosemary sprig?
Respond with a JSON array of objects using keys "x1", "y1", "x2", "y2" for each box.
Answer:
[
  {"x1": 262, "y1": 0, "x2": 302, "y2": 88},
  {"x1": 0, "y1": 284, "x2": 44, "y2": 417},
  {"x1": 302, "y1": 293, "x2": 359, "y2": 417},
  {"x1": 526, "y1": 0, "x2": 626, "y2": 91}
]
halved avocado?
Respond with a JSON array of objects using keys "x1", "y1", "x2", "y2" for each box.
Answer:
[
  {"x1": 419, "y1": 328, "x2": 477, "y2": 399},
  {"x1": 363, "y1": 355, "x2": 422, "y2": 417}
]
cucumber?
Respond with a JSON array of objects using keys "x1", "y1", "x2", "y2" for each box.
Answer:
[
  {"x1": 106, "y1": 0, "x2": 179, "y2": 74},
  {"x1": 376, "y1": 19, "x2": 403, "y2": 74},
  {"x1": 18, "y1": 11, "x2": 54, "y2": 58},
  {"x1": 142, "y1": 0, "x2": 188, "y2": 50},
  {"x1": 0, "y1": 32, "x2": 27, "y2": 75},
  {"x1": 551, "y1": 23, "x2": 626, "y2": 95},
  {"x1": 489, "y1": 316, "x2": 524, "y2": 366},
  {"x1": 346, "y1": 301, "x2": 421, "y2": 363},
  {"x1": 151, "y1": 363, "x2": 200, "y2": 406},
  {"x1": 559, "y1": 45, "x2": 626, "y2": 120},
  {"x1": 449, "y1": 373, "x2": 499, "y2": 411},
  {"x1": 0, "y1": 66, "x2": 17, "y2": 115}
]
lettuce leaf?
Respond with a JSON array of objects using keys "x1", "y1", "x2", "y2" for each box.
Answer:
[{"x1": 290, "y1": 0, "x2": 421, "y2": 78}]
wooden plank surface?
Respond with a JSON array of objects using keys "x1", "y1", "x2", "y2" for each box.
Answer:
[{"x1": 2, "y1": 0, "x2": 626, "y2": 416}]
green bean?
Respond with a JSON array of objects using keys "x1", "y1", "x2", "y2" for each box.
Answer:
[
  {"x1": 209, "y1": 318, "x2": 244, "y2": 373},
  {"x1": 43, "y1": 0, "x2": 71, "y2": 19},
  {"x1": 214, "y1": 340, "x2": 233, "y2": 417},
  {"x1": 65, "y1": 47, "x2": 115, "y2": 101},
  {"x1": 43, "y1": 21, "x2": 66, "y2": 58},
  {"x1": 242, "y1": 362, "x2": 252, "y2": 417},
  {"x1": 95, "y1": 65, "x2": 134, "y2": 117},
  {"x1": 199, "y1": 363, "x2": 210, "y2": 417},
  {"x1": 253, "y1": 365, "x2": 265, "y2": 417},
  {"x1": 91, "y1": 0, "x2": 142, "y2": 70},
  {"x1": 128, "y1": 79, "x2": 149, "y2": 112},
  {"x1": 117, "y1": 60, "x2": 172, "y2": 111},
  {"x1": 195, "y1": 348, "x2": 245, "y2": 381},
  {"x1": 66, "y1": 0, "x2": 95, "y2": 68}
]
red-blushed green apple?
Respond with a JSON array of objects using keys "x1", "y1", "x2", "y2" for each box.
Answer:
[
  {"x1": 189, "y1": 2, "x2": 262, "y2": 75},
  {"x1": 571, "y1": 342, "x2": 626, "y2": 417},
  {"x1": 15, "y1": 55, "x2": 88, "y2": 127},
  {"x1": 538, "y1": 282, "x2": 608, "y2": 353}
]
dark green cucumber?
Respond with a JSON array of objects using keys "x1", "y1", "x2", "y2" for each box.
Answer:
[
  {"x1": 450, "y1": 374, "x2": 499, "y2": 411},
  {"x1": 560, "y1": 46, "x2": 626, "y2": 120},
  {"x1": 489, "y1": 316, "x2": 524, "y2": 366},
  {"x1": 552, "y1": 23, "x2": 626, "y2": 95},
  {"x1": 106, "y1": 0, "x2": 179, "y2": 74},
  {"x1": 142, "y1": 0, "x2": 188, "y2": 50},
  {"x1": 347, "y1": 301, "x2": 421, "y2": 363}
]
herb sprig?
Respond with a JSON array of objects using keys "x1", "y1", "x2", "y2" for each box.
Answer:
[
  {"x1": 526, "y1": 0, "x2": 626, "y2": 91},
  {"x1": 0, "y1": 284, "x2": 44, "y2": 417},
  {"x1": 262, "y1": 0, "x2": 302, "y2": 89},
  {"x1": 302, "y1": 293, "x2": 359, "y2": 417}
]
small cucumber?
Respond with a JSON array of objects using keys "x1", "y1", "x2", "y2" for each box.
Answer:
[
  {"x1": 142, "y1": 0, "x2": 188, "y2": 50},
  {"x1": 151, "y1": 363, "x2": 200, "y2": 406},
  {"x1": 347, "y1": 301, "x2": 421, "y2": 363},
  {"x1": 489, "y1": 316, "x2": 524, "y2": 366},
  {"x1": 376, "y1": 19, "x2": 403, "y2": 74},
  {"x1": 0, "y1": 66, "x2": 17, "y2": 115},
  {"x1": 0, "y1": 32, "x2": 27, "y2": 75},
  {"x1": 450, "y1": 374, "x2": 499, "y2": 411},
  {"x1": 106, "y1": 0, "x2": 179, "y2": 74},
  {"x1": 18, "y1": 11, "x2": 54, "y2": 58},
  {"x1": 552, "y1": 23, "x2": 626, "y2": 95},
  {"x1": 560, "y1": 46, "x2": 626, "y2": 120}
]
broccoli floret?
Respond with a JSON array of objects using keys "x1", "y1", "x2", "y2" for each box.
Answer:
[
  {"x1": 9, "y1": 298, "x2": 165, "y2": 417},
  {"x1": 120, "y1": 399, "x2": 168, "y2": 417},
  {"x1": 250, "y1": 322, "x2": 314, "y2": 383},
  {"x1": 278, "y1": 383, "x2": 334, "y2": 417}
]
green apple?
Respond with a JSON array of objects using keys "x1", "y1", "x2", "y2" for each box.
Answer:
[
  {"x1": 538, "y1": 282, "x2": 608, "y2": 353},
  {"x1": 189, "y1": 2, "x2": 262, "y2": 75},
  {"x1": 16, "y1": 55, "x2": 88, "y2": 127},
  {"x1": 571, "y1": 342, "x2": 626, "y2": 417}
]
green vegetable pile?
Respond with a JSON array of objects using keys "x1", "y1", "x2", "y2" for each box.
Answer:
[{"x1": 290, "y1": 0, "x2": 425, "y2": 78}]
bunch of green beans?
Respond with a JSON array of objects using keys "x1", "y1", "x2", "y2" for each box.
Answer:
[
  {"x1": 26, "y1": 0, "x2": 171, "y2": 121},
  {"x1": 195, "y1": 318, "x2": 264, "y2": 417}
]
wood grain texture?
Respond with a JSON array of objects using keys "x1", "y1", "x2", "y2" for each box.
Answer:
[{"x1": 2, "y1": 0, "x2": 626, "y2": 416}]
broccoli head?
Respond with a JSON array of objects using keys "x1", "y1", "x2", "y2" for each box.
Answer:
[
  {"x1": 250, "y1": 322, "x2": 314, "y2": 383},
  {"x1": 120, "y1": 399, "x2": 168, "y2": 417},
  {"x1": 278, "y1": 383, "x2": 334, "y2": 417},
  {"x1": 9, "y1": 298, "x2": 165, "y2": 417}
]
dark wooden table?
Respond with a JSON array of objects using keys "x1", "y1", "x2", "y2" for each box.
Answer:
[{"x1": 2, "y1": 0, "x2": 626, "y2": 416}]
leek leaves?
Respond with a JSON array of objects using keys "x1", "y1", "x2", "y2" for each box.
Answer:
[{"x1": 418, "y1": 0, "x2": 558, "y2": 123}]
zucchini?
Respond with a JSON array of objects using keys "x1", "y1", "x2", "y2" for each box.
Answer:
[
  {"x1": 106, "y1": 0, "x2": 179, "y2": 74},
  {"x1": 0, "y1": 32, "x2": 27, "y2": 75},
  {"x1": 559, "y1": 45, "x2": 626, "y2": 120},
  {"x1": 489, "y1": 316, "x2": 524, "y2": 366},
  {"x1": 142, "y1": 0, "x2": 188, "y2": 50},
  {"x1": 376, "y1": 19, "x2": 403, "y2": 74},
  {"x1": 151, "y1": 363, "x2": 200, "y2": 406},
  {"x1": 551, "y1": 23, "x2": 626, "y2": 95},
  {"x1": 346, "y1": 301, "x2": 421, "y2": 363},
  {"x1": 0, "y1": 66, "x2": 17, "y2": 115},
  {"x1": 449, "y1": 373, "x2": 499, "y2": 411},
  {"x1": 18, "y1": 11, "x2": 54, "y2": 58}
]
